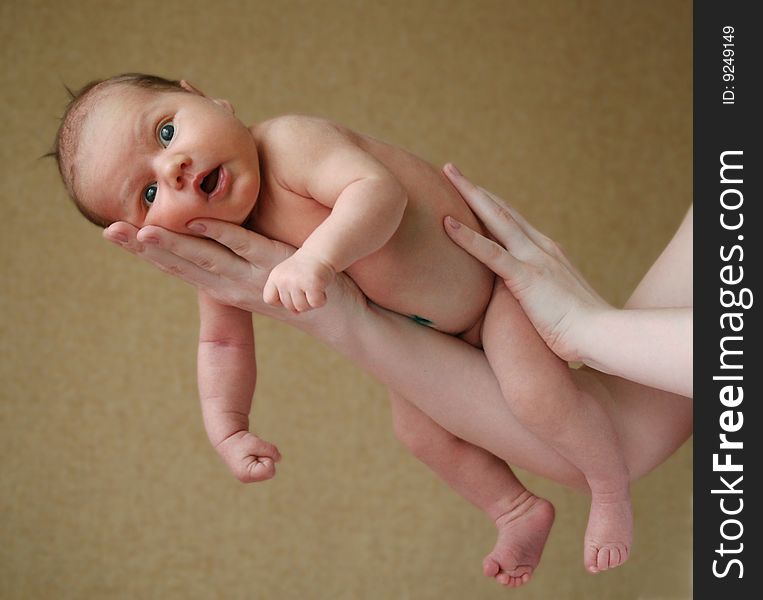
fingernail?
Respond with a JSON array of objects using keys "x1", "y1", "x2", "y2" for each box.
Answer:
[
  {"x1": 187, "y1": 221, "x2": 205, "y2": 233},
  {"x1": 447, "y1": 163, "x2": 462, "y2": 176},
  {"x1": 109, "y1": 233, "x2": 128, "y2": 244},
  {"x1": 445, "y1": 216, "x2": 461, "y2": 230},
  {"x1": 142, "y1": 236, "x2": 159, "y2": 245}
]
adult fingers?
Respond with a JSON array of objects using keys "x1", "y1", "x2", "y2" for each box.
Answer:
[
  {"x1": 477, "y1": 186, "x2": 587, "y2": 280},
  {"x1": 472, "y1": 200, "x2": 599, "y2": 299},
  {"x1": 444, "y1": 216, "x2": 526, "y2": 283},
  {"x1": 444, "y1": 165, "x2": 584, "y2": 280},
  {"x1": 137, "y1": 225, "x2": 255, "y2": 278},
  {"x1": 188, "y1": 219, "x2": 294, "y2": 270},
  {"x1": 443, "y1": 164, "x2": 535, "y2": 258},
  {"x1": 474, "y1": 191, "x2": 598, "y2": 298},
  {"x1": 104, "y1": 223, "x2": 223, "y2": 289},
  {"x1": 479, "y1": 187, "x2": 558, "y2": 254},
  {"x1": 104, "y1": 222, "x2": 144, "y2": 253}
]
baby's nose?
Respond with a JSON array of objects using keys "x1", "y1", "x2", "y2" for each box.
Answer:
[{"x1": 161, "y1": 154, "x2": 193, "y2": 190}]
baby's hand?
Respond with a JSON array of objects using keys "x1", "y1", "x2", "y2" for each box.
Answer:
[
  {"x1": 216, "y1": 431, "x2": 282, "y2": 483},
  {"x1": 263, "y1": 250, "x2": 336, "y2": 312}
]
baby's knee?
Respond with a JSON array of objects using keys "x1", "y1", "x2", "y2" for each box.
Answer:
[
  {"x1": 507, "y1": 385, "x2": 580, "y2": 436},
  {"x1": 392, "y1": 417, "x2": 430, "y2": 456},
  {"x1": 391, "y1": 415, "x2": 453, "y2": 458}
]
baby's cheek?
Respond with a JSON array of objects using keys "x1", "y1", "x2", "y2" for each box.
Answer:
[{"x1": 144, "y1": 205, "x2": 198, "y2": 234}]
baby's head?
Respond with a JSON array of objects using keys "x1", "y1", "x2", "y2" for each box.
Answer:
[{"x1": 52, "y1": 73, "x2": 261, "y2": 232}]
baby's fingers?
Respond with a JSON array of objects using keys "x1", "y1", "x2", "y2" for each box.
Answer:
[
  {"x1": 306, "y1": 288, "x2": 327, "y2": 309},
  {"x1": 237, "y1": 457, "x2": 276, "y2": 483},
  {"x1": 277, "y1": 286, "x2": 297, "y2": 313},
  {"x1": 263, "y1": 277, "x2": 282, "y2": 307},
  {"x1": 290, "y1": 289, "x2": 311, "y2": 313},
  {"x1": 445, "y1": 217, "x2": 525, "y2": 283},
  {"x1": 244, "y1": 436, "x2": 282, "y2": 462},
  {"x1": 291, "y1": 285, "x2": 328, "y2": 312}
]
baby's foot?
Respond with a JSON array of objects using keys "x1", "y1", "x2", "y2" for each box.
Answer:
[
  {"x1": 583, "y1": 491, "x2": 633, "y2": 574},
  {"x1": 483, "y1": 493, "x2": 555, "y2": 588}
]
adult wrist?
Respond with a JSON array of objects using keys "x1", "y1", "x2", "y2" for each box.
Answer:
[
  {"x1": 291, "y1": 276, "x2": 367, "y2": 346},
  {"x1": 575, "y1": 305, "x2": 614, "y2": 372}
]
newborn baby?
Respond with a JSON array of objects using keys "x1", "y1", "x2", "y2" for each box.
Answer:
[{"x1": 52, "y1": 73, "x2": 632, "y2": 578}]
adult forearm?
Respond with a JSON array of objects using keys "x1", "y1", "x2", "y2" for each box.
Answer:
[
  {"x1": 579, "y1": 307, "x2": 693, "y2": 398},
  {"x1": 313, "y1": 300, "x2": 585, "y2": 488},
  {"x1": 324, "y1": 301, "x2": 690, "y2": 488}
]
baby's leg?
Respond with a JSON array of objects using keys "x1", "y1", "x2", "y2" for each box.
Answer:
[
  {"x1": 389, "y1": 390, "x2": 554, "y2": 587},
  {"x1": 481, "y1": 283, "x2": 632, "y2": 573}
]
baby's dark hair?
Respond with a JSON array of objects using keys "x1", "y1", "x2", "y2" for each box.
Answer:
[{"x1": 49, "y1": 73, "x2": 187, "y2": 227}]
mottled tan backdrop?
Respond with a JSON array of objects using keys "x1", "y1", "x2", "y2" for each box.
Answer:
[{"x1": 1, "y1": 1, "x2": 691, "y2": 598}]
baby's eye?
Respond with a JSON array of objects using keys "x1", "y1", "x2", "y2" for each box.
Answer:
[
  {"x1": 158, "y1": 121, "x2": 175, "y2": 147},
  {"x1": 143, "y1": 184, "x2": 157, "y2": 206}
]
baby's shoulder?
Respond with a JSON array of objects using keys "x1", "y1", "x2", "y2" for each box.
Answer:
[
  {"x1": 257, "y1": 115, "x2": 355, "y2": 151},
  {"x1": 255, "y1": 115, "x2": 361, "y2": 183}
]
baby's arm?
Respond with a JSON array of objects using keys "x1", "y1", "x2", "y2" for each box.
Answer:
[
  {"x1": 197, "y1": 290, "x2": 281, "y2": 482},
  {"x1": 263, "y1": 117, "x2": 407, "y2": 312}
]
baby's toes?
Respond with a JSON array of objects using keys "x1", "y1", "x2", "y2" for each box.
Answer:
[
  {"x1": 482, "y1": 556, "x2": 500, "y2": 577},
  {"x1": 584, "y1": 544, "x2": 600, "y2": 574},
  {"x1": 605, "y1": 543, "x2": 628, "y2": 569},
  {"x1": 596, "y1": 547, "x2": 611, "y2": 572}
]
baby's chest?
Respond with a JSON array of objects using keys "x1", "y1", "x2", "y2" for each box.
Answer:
[
  {"x1": 254, "y1": 188, "x2": 330, "y2": 249},
  {"x1": 256, "y1": 183, "x2": 436, "y2": 268}
]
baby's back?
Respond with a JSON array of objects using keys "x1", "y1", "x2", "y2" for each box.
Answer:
[{"x1": 255, "y1": 117, "x2": 494, "y2": 335}]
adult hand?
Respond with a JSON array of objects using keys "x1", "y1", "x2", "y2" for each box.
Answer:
[
  {"x1": 442, "y1": 164, "x2": 608, "y2": 363},
  {"x1": 102, "y1": 220, "x2": 365, "y2": 337}
]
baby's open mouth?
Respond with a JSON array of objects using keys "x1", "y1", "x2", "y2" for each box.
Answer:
[{"x1": 200, "y1": 166, "x2": 221, "y2": 194}]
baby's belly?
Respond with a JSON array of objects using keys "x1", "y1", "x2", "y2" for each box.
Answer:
[
  {"x1": 349, "y1": 253, "x2": 493, "y2": 336},
  {"x1": 346, "y1": 203, "x2": 494, "y2": 336}
]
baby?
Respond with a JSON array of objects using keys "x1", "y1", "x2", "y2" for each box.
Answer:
[{"x1": 53, "y1": 73, "x2": 632, "y2": 578}]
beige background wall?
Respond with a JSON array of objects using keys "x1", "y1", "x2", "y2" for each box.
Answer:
[{"x1": 2, "y1": 1, "x2": 692, "y2": 598}]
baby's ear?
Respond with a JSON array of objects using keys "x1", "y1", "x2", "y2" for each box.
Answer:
[
  {"x1": 212, "y1": 98, "x2": 235, "y2": 115},
  {"x1": 180, "y1": 80, "x2": 235, "y2": 114},
  {"x1": 179, "y1": 80, "x2": 205, "y2": 96}
]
